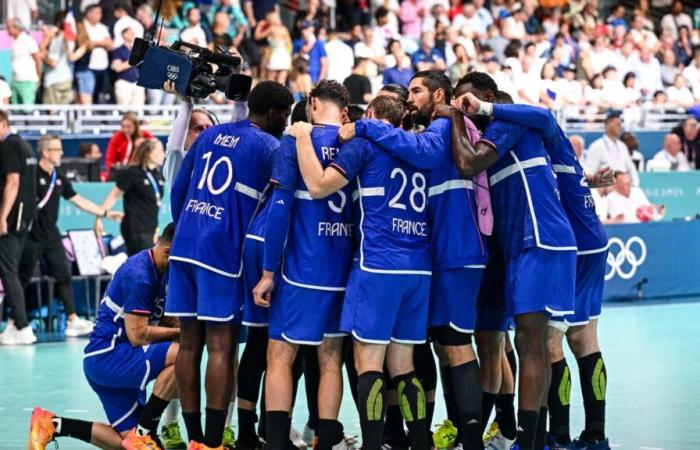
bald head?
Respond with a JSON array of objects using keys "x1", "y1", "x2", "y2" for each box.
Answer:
[
  {"x1": 569, "y1": 135, "x2": 584, "y2": 159},
  {"x1": 664, "y1": 133, "x2": 682, "y2": 155}
]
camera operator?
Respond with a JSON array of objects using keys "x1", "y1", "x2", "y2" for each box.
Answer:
[
  {"x1": 19, "y1": 136, "x2": 123, "y2": 338},
  {"x1": 0, "y1": 110, "x2": 38, "y2": 345}
]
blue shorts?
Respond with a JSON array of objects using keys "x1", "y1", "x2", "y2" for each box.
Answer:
[
  {"x1": 506, "y1": 247, "x2": 576, "y2": 317},
  {"x1": 341, "y1": 268, "x2": 430, "y2": 344},
  {"x1": 242, "y1": 237, "x2": 269, "y2": 327},
  {"x1": 475, "y1": 245, "x2": 510, "y2": 332},
  {"x1": 268, "y1": 277, "x2": 344, "y2": 345},
  {"x1": 565, "y1": 251, "x2": 607, "y2": 326},
  {"x1": 83, "y1": 341, "x2": 171, "y2": 432},
  {"x1": 429, "y1": 267, "x2": 484, "y2": 333},
  {"x1": 74, "y1": 70, "x2": 95, "y2": 95},
  {"x1": 166, "y1": 260, "x2": 244, "y2": 322}
]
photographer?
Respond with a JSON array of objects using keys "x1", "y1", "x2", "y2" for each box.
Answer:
[{"x1": 95, "y1": 139, "x2": 165, "y2": 255}]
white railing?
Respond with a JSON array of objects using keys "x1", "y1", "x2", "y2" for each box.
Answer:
[{"x1": 2, "y1": 103, "x2": 693, "y2": 135}]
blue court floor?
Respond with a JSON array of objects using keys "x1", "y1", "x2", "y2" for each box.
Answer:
[{"x1": 1, "y1": 299, "x2": 698, "y2": 449}]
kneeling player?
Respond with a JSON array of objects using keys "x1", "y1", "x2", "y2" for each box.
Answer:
[
  {"x1": 292, "y1": 95, "x2": 432, "y2": 450},
  {"x1": 29, "y1": 224, "x2": 180, "y2": 450}
]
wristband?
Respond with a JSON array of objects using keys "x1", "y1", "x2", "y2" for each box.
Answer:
[{"x1": 477, "y1": 101, "x2": 494, "y2": 116}]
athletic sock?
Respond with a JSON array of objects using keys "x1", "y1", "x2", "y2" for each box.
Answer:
[
  {"x1": 183, "y1": 411, "x2": 203, "y2": 443},
  {"x1": 439, "y1": 365, "x2": 459, "y2": 425},
  {"x1": 548, "y1": 358, "x2": 571, "y2": 444},
  {"x1": 506, "y1": 349, "x2": 517, "y2": 382},
  {"x1": 204, "y1": 407, "x2": 228, "y2": 448},
  {"x1": 393, "y1": 372, "x2": 430, "y2": 450},
  {"x1": 316, "y1": 419, "x2": 343, "y2": 450},
  {"x1": 53, "y1": 417, "x2": 92, "y2": 443},
  {"x1": 534, "y1": 407, "x2": 547, "y2": 450},
  {"x1": 384, "y1": 403, "x2": 407, "y2": 446},
  {"x1": 136, "y1": 394, "x2": 170, "y2": 437},
  {"x1": 515, "y1": 409, "x2": 539, "y2": 450},
  {"x1": 578, "y1": 352, "x2": 607, "y2": 442},
  {"x1": 481, "y1": 392, "x2": 498, "y2": 431},
  {"x1": 358, "y1": 371, "x2": 386, "y2": 450},
  {"x1": 494, "y1": 394, "x2": 516, "y2": 440},
  {"x1": 238, "y1": 408, "x2": 258, "y2": 443},
  {"x1": 450, "y1": 360, "x2": 482, "y2": 450},
  {"x1": 163, "y1": 400, "x2": 180, "y2": 425},
  {"x1": 266, "y1": 411, "x2": 291, "y2": 450}
]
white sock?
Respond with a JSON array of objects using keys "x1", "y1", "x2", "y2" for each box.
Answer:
[
  {"x1": 163, "y1": 400, "x2": 180, "y2": 425},
  {"x1": 225, "y1": 402, "x2": 235, "y2": 427}
]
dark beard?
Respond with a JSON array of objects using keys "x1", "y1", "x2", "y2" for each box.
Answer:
[{"x1": 411, "y1": 99, "x2": 435, "y2": 127}]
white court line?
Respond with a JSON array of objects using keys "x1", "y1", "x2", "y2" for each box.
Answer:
[
  {"x1": 639, "y1": 447, "x2": 663, "y2": 450},
  {"x1": 22, "y1": 408, "x2": 33, "y2": 411},
  {"x1": 64, "y1": 409, "x2": 88, "y2": 413}
]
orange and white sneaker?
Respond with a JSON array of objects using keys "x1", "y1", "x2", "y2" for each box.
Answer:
[
  {"x1": 121, "y1": 429, "x2": 162, "y2": 450},
  {"x1": 27, "y1": 407, "x2": 56, "y2": 450},
  {"x1": 188, "y1": 442, "x2": 224, "y2": 450}
]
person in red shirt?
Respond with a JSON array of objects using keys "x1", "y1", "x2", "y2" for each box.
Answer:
[{"x1": 105, "y1": 112, "x2": 153, "y2": 177}]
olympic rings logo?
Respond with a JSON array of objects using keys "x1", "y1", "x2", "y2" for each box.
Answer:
[{"x1": 605, "y1": 236, "x2": 647, "y2": 281}]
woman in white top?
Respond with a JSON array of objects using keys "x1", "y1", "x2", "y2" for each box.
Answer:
[
  {"x1": 667, "y1": 74, "x2": 695, "y2": 109},
  {"x1": 539, "y1": 62, "x2": 559, "y2": 109},
  {"x1": 255, "y1": 10, "x2": 292, "y2": 84},
  {"x1": 584, "y1": 74, "x2": 604, "y2": 111}
]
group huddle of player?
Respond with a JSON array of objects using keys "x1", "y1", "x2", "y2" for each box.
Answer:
[{"x1": 28, "y1": 70, "x2": 614, "y2": 450}]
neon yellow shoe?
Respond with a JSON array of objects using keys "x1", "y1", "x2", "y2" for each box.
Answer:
[
  {"x1": 161, "y1": 422, "x2": 187, "y2": 449},
  {"x1": 222, "y1": 426, "x2": 236, "y2": 450},
  {"x1": 483, "y1": 421, "x2": 500, "y2": 444},
  {"x1": 433, "y1": 419, "x2": 458, "y2": 450}
]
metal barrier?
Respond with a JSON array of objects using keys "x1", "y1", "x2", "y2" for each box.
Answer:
[{"x1": 3, "y1": 103, "x2": 693, "y2": 134}]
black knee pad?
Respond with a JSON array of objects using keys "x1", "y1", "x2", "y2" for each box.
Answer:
[
  {"x1": 430, "y1": 326, "x2": 472, "y2": 346},
  {"x1": 413, "y1": 343, "x2": 437, "y2": 392}
]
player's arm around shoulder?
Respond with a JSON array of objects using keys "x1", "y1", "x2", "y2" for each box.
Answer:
[
  {"x1": 124, "y1": 313, "x2": 180, "y2": 347},
  {"x1": 291, "y1": 121, "x2": 349, "y2": 199}
]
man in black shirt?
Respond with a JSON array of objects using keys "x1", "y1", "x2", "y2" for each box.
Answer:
[
  {"x1": 343, "y1": 58, "x2": 373, "y2": 104},
  {"x1": 18, "y1": 135, "x2": 123, "y2": 338},
  {"x1": 672, "y1": 117, "x2": 699, "y2": 168},
  {"x1": 0, "y1": 110, "x2": 38, "y2": 345}
]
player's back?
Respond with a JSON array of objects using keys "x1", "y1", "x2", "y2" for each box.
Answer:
[
  {"x1": 170, "y1": 120, "x2": 278, "y2": 277},
  {"x1": 85, "y1": 250, "x2": 163, "y2": 356},
  {"x1": 546, "y1": 127, "x2": 608, "y2": 253},
  {"x1": 483, "y1": 121, "x2": 576, "y2": 258},
  {"x1": 341, "y1": 138, "x2": 431, "y2": 274},
  {"x1": 276, "y1": 125, "x2": 354, "y2": 290}
]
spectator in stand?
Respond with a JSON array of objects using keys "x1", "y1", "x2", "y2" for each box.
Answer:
[
  {"x1": 40, "y1": 13, "x2": 75, "y2": 106},
  {"x1": 211, "y1": 11, "x2": 234, "y2": 48},
  {"x1": 448, "y1": 44, "x2": 471, "y2": 85},
  {"x1": 572, "y1": 0, "x2": 601, "y2": 39},
  {"x1": 210, "y1": 0, "x2": 249, "y2": 48},
  {"x1": 105, "y1": 113, "x2": 154, "y2": 176},
  {"x1": 502, "y1": 3, "x2": 528, "y2": 41},
  {"x1": 651, "y1": 133, "x2": 691, "y2": 171},
  {"x1": 0, "y1": 111, "x2": 38, "y2": 345},
  {"x1": 373, "y1": 6, "x2": 399, "y2": 50},
  {"x1": 584, "y1": 113, "x2": 640, "y2": 186},
  {"x1": 411, "y1": 31, "x2": 445, "y2": 72},
  {"x1": 289, "y1": 57, "x2": 313, "y2": 101},
  {"x1": 422, "y1": 4, "x2": 450, "y2": 35},
  {"x1": 6, "y1": 0, "x2": 38, "y2": 29},
  {"x1": 83, "y1": 5, "x2": 113, "y2": 104},
  {"x1": 451, "y1": 1, "x2": 487, "y2": 39},
  {"x1": 660, "y1": 50, "x2": 680, "y2": 87},
  {"x1": 486, "y1": 24, "x2": 509, "y2": 64},
  {"x1": 71, "y1": 22, "x2": 95, "y2": 105},
  {"x1": 293, "y1": 21, "x2": 328, "y2": 83},
  {"x1": 180, "y1": 7, "x2": 211, "y2": 48},
  {"x1": 620, "y1": 132, "x2": 646, "y2": 171},
  {"x1": 255, "y1": 9, "x2": 292, "y2": 84},
  {"x1": 7, "y1": 18, "x2": 41, "y2": 106},
  {"x1": 243, "y1": 0, "x2": 276, "y2": 29},
  {"x1": 353, "y1": 27, "x2": 385, "y2": 75},
  {"x1": 96, "y1": 139, "x2": 165, "y2": 256},
  {"x1": 111, "y1": 27, "x2": 145, "y2": 107},
  {"x1": 661, "y1": 0, "x2": 693, "y2": 40},
  {"x1": 633, "y1": 47, "x2": 663, "y2": 99},
  {"x1": 682, "y1": 47, "x2": 700, "y2": 93},
  {"x1": 0, "y1": 77, "x2": 11, "y2": 105},
  {"x1": 112, "y1": 3, "x2": 144, "y2": 48},
  {"x1": 629, "y1": 11, "x2": 659, "y2": 52},
  {"x1": 382, "y1": 39, "x2": 414, "y2": 87},
  {"x1": 78, "y1": 142, "x2": 103, "y2": 161},
  {"x1": 399, "y1": 0, "x2": 425, "y2": 40},
  {"x1": 607, "y1": 171, "x2": 665, "y2": 223},
  {"x1": 344, "y1": 58, "x2": 373, "y2": 104},
  {"x1": 136, "y1": 4, "x2": 157, "y2": 37},
  {"x1": 606, "y1": 3, "x2": 627, "y2": 30},
  {"x1": 674, "y1": 26, "x2": 694, "y2": 66},
  {"x1": 667, "y1": 74, "x2": 695, "y2": 109},
  {"x1": 671, "y1": 117, "x2": 699, "y2": 168},
  {"x1": 325, "y1": 32, "x2": 355, "y2": 84}
]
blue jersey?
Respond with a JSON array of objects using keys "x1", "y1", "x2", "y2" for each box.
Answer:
[
  {"x1": 84, "y1": 250, "x2": 165, "y2": 357},
  {"x1": 490, "y1": 104, "x2": 608, "y2": 254},
  {"x1": 331, "y1": 137, "x2": 431, "y2": 274},
  {"x1": 246, "y1": 136, "x2": 284, "y2": 243},
  {"x1": 354, "y1": 118, "x2": 487, "y2": 270},
  {"x1": 270, "y1": 125, "x2": 354, "y2": 290},
  {"x1": 481, "y1": 120, "x2": 577, "y2": 259},
  {"x1": 170, "y1": 120, "x2": 279, "y2": 277}
]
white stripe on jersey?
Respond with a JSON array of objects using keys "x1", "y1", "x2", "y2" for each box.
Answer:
[
  {"x1": 428, "y1": 179, "x2": 474, "y2": 197},
  {"x1": 359, "y1": 187, "x2": 385, "y2": 196},
  {"x1": 235, "y1": 182, "x2": 262, "y2": 200},
  {"x1": 294, "y1": 190, "x2": 313, "y2": 200},
  {"x1": 245, "y1": 234, "x2": 265, "y2": 242},
  {"x1": 169, "y1": 256, "x2": 243, "y2": 278},
  {"x1": 552, "y1": 164, "x2": 577, "y2": 174},
  {"x1": 489, "y1": 156, "x2": 548, "y2": 186}
]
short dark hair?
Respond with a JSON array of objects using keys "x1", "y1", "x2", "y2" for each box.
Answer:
[
  {"x1": 495, "y1": 90, "x2": 514, "y2": 104},
  {"x1": 0, "y1": 110, "x2": 8, "y2": 125},
  {"x1": 291, "y1": 98, "x2": 308, "y2": 124},
  {"x1": 159, "y1": 223, "x2": 176, "y2": 244},
  {"x1": 379, "y1": 84, "x2": 409, "y2": 103},
  {"x1": 309, "y1": 79, "x2": 349, "y2": 110},
  {"x1": 347, "y1": 105, "x2": 365, "y2": 123},
  {"x1": 456, "y1": 71, "x2": 498, "y2": 93},
  {"x1": 605, "y1": 112, "x2": 621, "y2": 124},
  {"x1": 248, "y1": 81, "x2": 295, "y2": 115},
  {"x1": 78, "y1": 141, "x2": 98, "y2": 157},
  {"x1": 411, "y1": 70, "x2": 452, "y2": 101},
  {"x1": 367, "y1": 96, "x2": 403, "y2": 127},
  {"x1": 375, "y1": 6, "x2": 388, "y2": 20}
]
